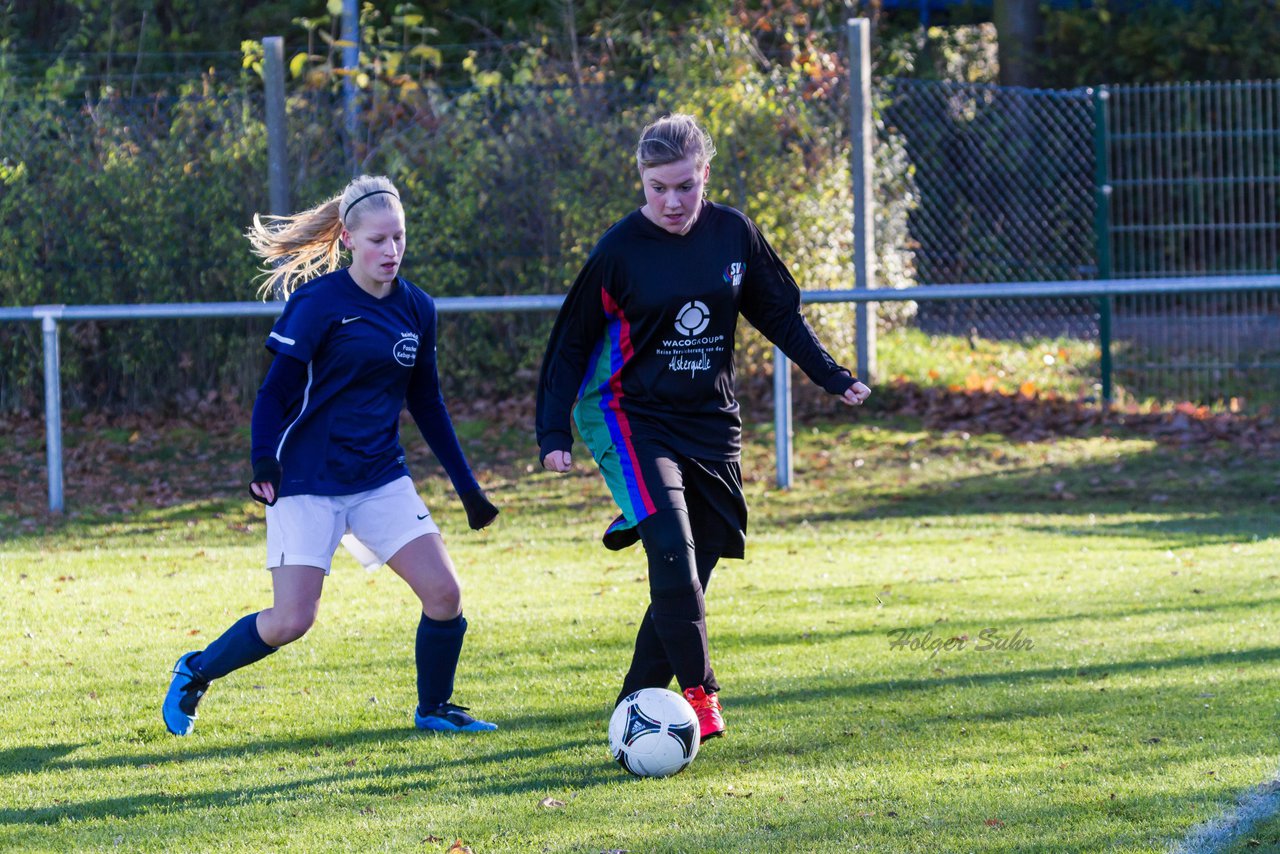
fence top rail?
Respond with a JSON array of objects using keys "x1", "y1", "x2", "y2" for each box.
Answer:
[
  {"x1": 0, "y1": 296, "x2": 568, "y2": 322},
  {"x1": 2, "y1": 275, "x2": 1277, "y2": 323},
  {"x1": 804, "y1": 274, "x2": 1280, "y2": 303}
]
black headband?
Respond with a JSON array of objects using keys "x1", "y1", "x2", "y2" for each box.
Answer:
[{"x1": 343, "y1": 189, "x2": 399, "y2": 223}]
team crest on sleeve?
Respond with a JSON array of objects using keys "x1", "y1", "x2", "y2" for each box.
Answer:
[
  {"x1": 723, "y1": 261, "x2": 745, "y2": 288},
  {"x1": 393, "y1": 332, "x2": 419, "y2": 366}
]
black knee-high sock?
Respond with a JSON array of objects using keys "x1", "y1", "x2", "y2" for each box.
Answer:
[
  {"x1": 618, "y1": 550, "x2": 720, "y2": 704},
  {"x1": 188, "y1": 612, "x2": 277, "y2": 681},
  {"x1": 416, "y1": 613, "x2": 467, "y2": 712},
  {"x1": 618, "y1": 604, "x2": 669, "y2": 703},
  {"x1": 635, "y1": 510, "x2": 717, "y2": 696},
  {"x1": 649, "y1": 587, "x2": 712, "y2": 693}
]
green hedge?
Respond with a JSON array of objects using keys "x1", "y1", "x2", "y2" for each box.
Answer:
[{"x1": 1, "y1": 16, "x2": 913, "y2": 412}]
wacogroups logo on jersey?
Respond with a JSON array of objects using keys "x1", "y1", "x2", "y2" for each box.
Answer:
[
  {"x1": 674, "y1": 300, "x2": 711, "y2": 337},
  {"x1": 723, "y1": 261, "x2": 745, "y2": 288},
  {"x1": 393, "y1": 332, "x2": 419, "y2": 366}
]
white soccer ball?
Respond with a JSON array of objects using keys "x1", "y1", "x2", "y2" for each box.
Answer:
[{"x1": 608, "y1": 688, "x2": 701, "y2": 777}]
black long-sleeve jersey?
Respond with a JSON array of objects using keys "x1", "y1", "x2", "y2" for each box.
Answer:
[{"x1": 536, "y1": 202, "x2": 856, "y2": 464}]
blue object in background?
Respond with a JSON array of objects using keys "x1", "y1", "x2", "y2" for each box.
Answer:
[{"x1": 874, "y1": 0, "x2": 1194, "y2": 27}]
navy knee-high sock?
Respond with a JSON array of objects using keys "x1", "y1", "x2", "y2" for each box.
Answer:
[
  {"x1": 189, "y1": 612, "x2": 277, "y2": 681},
  {"x1": 416, "y1": 613, "x2": 467, "y2": 712}
]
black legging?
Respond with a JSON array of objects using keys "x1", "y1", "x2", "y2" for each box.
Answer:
[{"x1": 617, "y1": 508, "x2": 722, "y2": 704}]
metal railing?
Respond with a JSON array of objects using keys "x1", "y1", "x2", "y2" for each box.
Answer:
[
  {"x1": 5, "y1": 272, "x2": 1276, "y2": 513},
  {"x1": 7, "y1": 51, "x2": 1280, "y2": 412}
]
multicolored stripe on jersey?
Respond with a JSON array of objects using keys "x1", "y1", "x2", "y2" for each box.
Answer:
[{"x1": 572, "y1": 287, "x2": 655, "y2": 528}]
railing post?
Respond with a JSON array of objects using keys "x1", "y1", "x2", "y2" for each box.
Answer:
[
  {"x1": 40, "y1": 310, "x2": 65, "y2": 513},
  {"x1": 1092, "y1": 85, "x2": 1114, "y2": 406},
  {"x1": 262, "y1": 36, "x2": 290, "y2": 218},
  {"x1": 773, "y1": 346, "x2": 793, "y2": 489},
  {"x1": 342, "y1": 0, "x2": 360, "y2": 174},
  {"x1": 848, "y1": 17, "x2": 877, "y2": 384}
]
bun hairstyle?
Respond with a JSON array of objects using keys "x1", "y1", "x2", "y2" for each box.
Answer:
[
  {"x1": 246, "y1": 175, "x2": 402, "y2": 298},
  {"x1": 635, "y1": 113, "x2": 717, "y2": 172}
]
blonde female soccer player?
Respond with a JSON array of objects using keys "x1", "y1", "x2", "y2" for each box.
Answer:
[{"x1": 164, "y1": 175, "x2": 499, "y2": 736}]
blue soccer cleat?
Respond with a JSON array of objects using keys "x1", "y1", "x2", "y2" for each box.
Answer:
[
  {"x1": 414, "y1": 702, "x2": 498, "y2": 733},
  {"x1": 163, "y1": 651, "x2": 210, "y2": 736}
]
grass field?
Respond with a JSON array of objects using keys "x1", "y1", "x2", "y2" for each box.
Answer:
[{"x1": 1, "y1": 412, "x2": 1278, "y2": 852}]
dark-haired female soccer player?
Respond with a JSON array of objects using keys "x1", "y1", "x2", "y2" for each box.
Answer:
[
  {"x1": 164, "y1": 175, "x2": 500, "y2": 736},
  {"x1": 536, "y1": 113, "x2": 871, "y2": 741}
]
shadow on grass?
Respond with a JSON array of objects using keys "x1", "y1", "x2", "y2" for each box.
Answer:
[
  {"x1": 0, "y1": 712, "x2": 602, "y2": 779},
  {"x1": 724, "y1": 644, "x2": 1280, "y2": 705},
  {"x1": 9, "y1": 415, "x2": 1273, "y2": 553},
  {"x1": 0, "y1": 743, "x2": 81, "y2": 773},
  {"x1": 623, "y1": 781, "x2": 1254, "y2": 854},
  {"x1": 1024, "y1": 515, "x2": 1277, "y2": 547},
  {"x1": 2, "y1": 646, "x2": 1274, "y2": 850},
  {"x1": 763, "y1": 452, "x2": 1277, "y2": 548},
  {"x1": 319, "y1": 581, "x2": 1280, "y2": 693},
  {"x1": 1, "y1": 476, "x2": 610, "y2": 551},
  {"x1": 0, "y1": 730, "x2": 608, "y2": 827}
]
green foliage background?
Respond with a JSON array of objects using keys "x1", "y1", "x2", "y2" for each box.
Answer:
[
  {"x1": 0, "y1": 79, "x2": 273, "y2": 410},
  {"x1": 1037, "y1": 0, "x2": 1280, "y2": 87},
  {"x1": 6, "y1": 1, "x2": 1277, "y2": 88},
  {"x1": 3, "y1": 1, "x2": 1278, "y2": 412},
  {"x1": 0, "y1": 5, "x2": 907, "y2": 411}
]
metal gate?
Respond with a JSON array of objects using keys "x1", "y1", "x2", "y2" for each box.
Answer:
[{"x1": 1101, "y1": 81, "x2": 1280, "y2": 406}]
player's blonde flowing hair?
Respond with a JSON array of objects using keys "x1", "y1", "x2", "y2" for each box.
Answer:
[
  {"x1": 245, "y1": 174, "x2": 402, "y2": 298},
  {"x1": 635, "y1": 113, "x2": 717, "y2": 173}
]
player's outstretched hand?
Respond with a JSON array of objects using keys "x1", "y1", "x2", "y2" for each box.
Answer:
[
  {"x1": 542, "y1": 450, "x2": 573, "y2": 473},
  {"x1": 841, "y1": 381, "x2": 872, "y2": 406},
  {"x1": 249, "y1": 457, "x2": 282, "y2": 506},
  {"x1": 460, "y1": 487, "x2": 499, "y2": 530}
]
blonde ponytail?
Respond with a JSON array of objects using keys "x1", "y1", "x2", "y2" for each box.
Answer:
[{"x1": 246, "y1": 175, "x2": 402, "y2": 299}]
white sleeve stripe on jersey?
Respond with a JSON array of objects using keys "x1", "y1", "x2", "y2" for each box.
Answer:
[
  {"x1": 275, "y1": 361, "x2": 314, "y2": 461},
  {"x1": 269, "y1": 331, "x2": 297, "y2": 346}
]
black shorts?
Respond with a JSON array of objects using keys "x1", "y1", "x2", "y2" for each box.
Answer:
[{"x1": 596, "y1": 433, "x2": 747, "y2": 560}]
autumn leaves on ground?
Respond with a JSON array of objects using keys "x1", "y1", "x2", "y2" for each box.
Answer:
[
  {"x1": 1, "y1": 386, "x2": 1278, "y2": 852},
  {"x1": 3, "y1": 379, "x2": 1276, "y2": 525}
]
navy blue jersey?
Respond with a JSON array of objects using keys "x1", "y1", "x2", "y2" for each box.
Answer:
[{"x1": 263, "y1": 268, "x2": 471, "y2": 497}]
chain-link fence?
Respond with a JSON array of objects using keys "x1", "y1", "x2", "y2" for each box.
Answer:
[
  {"x1": 1, "y1": 35, "x2": 864, "y2": 411},
  {"x1": 0, "y1": 76, "x2": 272, "y2": 411},
  {"x1": 2, "y1": 36, "x2": 1278, "y2": 413},
  {"x1": 0, "y1": 50, "x2": 244, "y2": 95},
  {"x1": 876, "y1": 74, "x2": 1280, "y2": 408},
  {"x1": 874, "y1": 78, "x2": 1100, "y2": 345}
]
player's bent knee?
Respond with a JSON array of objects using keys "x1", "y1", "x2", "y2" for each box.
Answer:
[
  {"x1": 641, "y1": 522, "x2": 697, "y2": 594},
  {"x1": 422, "y1": 582, "x2": 462, "y2": 620},
  {"x1": 260, "y1": 610, "x2": 317, "y2": 646},
  {"x1": 640, "y1": 510, "x2": 694, "y2": 558}
]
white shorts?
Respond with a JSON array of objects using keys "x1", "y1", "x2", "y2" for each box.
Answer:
[{"x1": 264, "y1": 476, "x2": 440, "y2": 574}]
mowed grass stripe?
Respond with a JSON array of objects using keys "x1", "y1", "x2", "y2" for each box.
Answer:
[{"x1": 0, "y1": 416, "x2": 1276, "y2": 852}]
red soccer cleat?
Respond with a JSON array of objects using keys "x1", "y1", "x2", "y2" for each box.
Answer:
[{"x1": 683, "y1": 685, "x2": 726, "y2": 740}]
